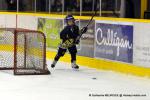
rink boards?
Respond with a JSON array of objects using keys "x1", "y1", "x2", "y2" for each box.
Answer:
[{"x1": 0, "y1": 12, "x2": 150, "y2": 77}]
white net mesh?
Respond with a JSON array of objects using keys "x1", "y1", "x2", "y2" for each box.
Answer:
[{"x1": 0, "y1": 28, "x2": 50, "y2": 75}]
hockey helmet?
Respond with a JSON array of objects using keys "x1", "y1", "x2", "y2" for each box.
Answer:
[{"x1": 65, "y1": 15, "x2": 75, "y2": 21}]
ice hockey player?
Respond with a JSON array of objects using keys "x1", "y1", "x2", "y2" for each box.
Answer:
[{"x1": 51, "y1": 15, "x2": 87, "y2": 69}]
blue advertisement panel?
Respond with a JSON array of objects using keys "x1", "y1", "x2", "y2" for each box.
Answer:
[{"x1": 95, "y1": 21, "x2": 133, "y2": 63}]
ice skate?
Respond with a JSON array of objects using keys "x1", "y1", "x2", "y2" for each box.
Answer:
[
  {"x1": 71, "y1": 61, "x2": 79, "y2": 70},
  {"x1": 72, "y1": 64, "x2": 79, "y2": 69}
]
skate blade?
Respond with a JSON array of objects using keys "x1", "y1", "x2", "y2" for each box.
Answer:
[{"x1": 72, "y1": 68, "x2": 79, "y2": 71}]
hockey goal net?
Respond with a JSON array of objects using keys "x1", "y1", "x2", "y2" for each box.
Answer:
[{"x1": 0, "y1": 28, "x2": 50, "y2": 75}]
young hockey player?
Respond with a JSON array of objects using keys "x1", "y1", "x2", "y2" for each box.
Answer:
[{"x1": 51, "y1": 15, "x2": 87, "y2": 69}]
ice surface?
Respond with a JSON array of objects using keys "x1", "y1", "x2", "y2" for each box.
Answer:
[{"x1": 0, "y1": 60, "x2": 150, "y2": 100}]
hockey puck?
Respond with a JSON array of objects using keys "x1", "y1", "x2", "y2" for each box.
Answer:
[{"x1": 92, "y1": 77, "x2": 97, "y2": 80}]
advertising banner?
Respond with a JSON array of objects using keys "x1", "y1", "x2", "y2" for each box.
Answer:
[
  {"x1": 38, "y1": 18, "x2": 63, "y2": 49},
  {"x1": 133, "y1": 23, "x2": 150, "y2": 67},
  {"x1": 77, "y1": 20, "x2": 95, "y2": 57},
  {"x1": 95, "y1": 21, "x2": 133, "y2": 63}
]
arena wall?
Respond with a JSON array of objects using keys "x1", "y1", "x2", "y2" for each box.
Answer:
[{"x1": 0, "y1": 12, "x2": 150, "y2": 77}]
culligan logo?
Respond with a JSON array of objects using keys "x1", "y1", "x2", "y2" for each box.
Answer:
[{"x1": 96, "y1": 28, "x2": 133, "y2": 56}]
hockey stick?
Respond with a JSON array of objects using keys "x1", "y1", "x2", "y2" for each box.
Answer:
[
  {"x1": 75, "y1": 0, "x2": 98, "y2": 42},
  {"x1": 85, "y1": 6, "x2": 97, "y2": 27}
]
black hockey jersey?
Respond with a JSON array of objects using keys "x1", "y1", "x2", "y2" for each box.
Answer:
[{"x1": 60, "y1": 25, "x2": 79, "y2": 43}]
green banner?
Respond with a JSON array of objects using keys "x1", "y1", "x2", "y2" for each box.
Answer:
[{"x1": 38, "y1": 18, "x2": 63, "y2": 49}]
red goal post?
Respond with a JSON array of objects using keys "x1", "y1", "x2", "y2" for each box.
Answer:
[{"x1": 0, "y1": 28, "x2": 50, "y2": 75}]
